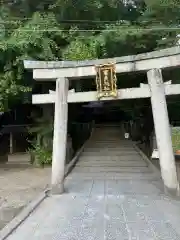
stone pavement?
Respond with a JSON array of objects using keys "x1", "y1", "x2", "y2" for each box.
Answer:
[{"x1": 5, "y1": 127, "x2": 180, "y2": 240}]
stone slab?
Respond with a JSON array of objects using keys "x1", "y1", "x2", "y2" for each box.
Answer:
[{"x1": 5, "y1": 179, "x2": 180, "y2": 240}]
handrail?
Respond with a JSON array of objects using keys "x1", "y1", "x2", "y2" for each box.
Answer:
[
  {"x1": 2, "y1": 124, "x2": 33, "y2": 128},
  {"x1": 0, "y1": 124, "x2": 33, "y2": 134}
]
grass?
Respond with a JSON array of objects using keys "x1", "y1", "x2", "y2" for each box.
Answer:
[{"x1": 171, "y1": 127, "x2": 180, "y2": 152}]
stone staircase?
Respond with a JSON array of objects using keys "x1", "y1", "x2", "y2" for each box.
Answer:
[{"x1": 68, "y1": 126, "x2": 160, "y2": 181}]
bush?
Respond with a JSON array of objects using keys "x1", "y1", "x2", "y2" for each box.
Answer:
[
  {"x1": 171, "y1": 127, "x2": 180, "y2": 152},
  {"x1": 28, "y1": 117, "x2": 53, "y2": 166},
  {"x1": 29, "y1": 142, "x2": 52, "y2": 166}
]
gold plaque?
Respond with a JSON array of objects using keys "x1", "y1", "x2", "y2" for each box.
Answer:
[{"x1": 95, "y1": 63, "x2": 117, "y2": 99}]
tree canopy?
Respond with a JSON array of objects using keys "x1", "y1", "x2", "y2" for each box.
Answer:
[{"x1": 0, "y1": 0, "x2": 180, "y2": 111}]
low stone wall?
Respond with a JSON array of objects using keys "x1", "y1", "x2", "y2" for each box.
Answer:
[
  {"x1": 65, "y1": 121, "x2": 93, "y2": 166},
  {"x1": 66, "y1": 136, "x2": 74, "y2": 164},
  {"x1": 136, "y1": 132, "x2": 155, "y2": 158},
  {"x1": 70, "y1": 121, "x2": 93, "y2": 152}
]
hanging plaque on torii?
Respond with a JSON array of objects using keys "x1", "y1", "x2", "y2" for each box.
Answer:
[{"x1": 95, "y1": 63, "x2": 118, "y2": 99}]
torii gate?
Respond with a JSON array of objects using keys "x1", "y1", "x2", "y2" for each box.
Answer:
[{"x1": 24, "y1": 46, "x2": 180, "y2": 196}]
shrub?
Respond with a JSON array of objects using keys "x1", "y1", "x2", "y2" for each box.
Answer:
[
  {"x1": 28, "y1": 117, "x2": 53, "y2": 166},
  {"x1": 29, "y1": 141, "x2": 52, "y2": 166}
]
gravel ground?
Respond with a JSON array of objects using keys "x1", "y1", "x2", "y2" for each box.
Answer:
[{"x1": 0, "y1": 165, "x2": 51, "y2": 230}]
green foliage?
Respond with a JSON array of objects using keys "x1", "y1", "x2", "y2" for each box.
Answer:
[
  {"x1": 0, "y1": 0, "x2": 180, "y2": 112},
  {"x1": 28, "y1": 117, "x2": 53, "y2": 166},
  {"x1": 171, "y1": 127, "x2": 180, "y2": 152},
  {"x1": 143, "y1": 0, "x2": 180, "y2": 25},
  {"x1": 63, "y1": 39, "x2": 96, "y2": 60},
  {"x1": 29, "y1": 142, "x2": 52, "y2": 166},
  {"x1": 29, "y1": 117, "x2": 53, "y2": 143},
  {"x1": 0, "y1": 10, "x2": 64, "y2": 111},
  {"x1": 63, "y1": 34, "x2": 106, "y2": 60}
]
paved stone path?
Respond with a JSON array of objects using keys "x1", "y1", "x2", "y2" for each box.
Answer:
[{"x1": 5, "y1": 127, "x2": 180, "y2": 240}]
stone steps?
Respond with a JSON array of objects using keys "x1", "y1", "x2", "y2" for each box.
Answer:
[
  {"x1": 68, "y1": 173, "x2": 159, "y2": 180},
  {"x1": 81, "y1": 152, "x2": 138, "y2": 156},
  {"x1": 83, "y1": 147, "x2": 136, "y2": 151},
  {"x1": 73, "y1": 168, "x2": 151, "y2": 173},
  {"x1": 78, "y1": 159, "x2": 145, "y2": 163},
  {"x1": 76, "y1": 162, "x2": 147, "y2": 167},
  {"x1": 77, "y1": 158, "x2": 141, "y2": 161},
  {"x1": 70, "y1": 127, "x2": 160, "y2": 181}
]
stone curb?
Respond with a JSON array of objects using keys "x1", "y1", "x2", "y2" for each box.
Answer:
[
  {"x1": 64, "y1": 126, "x2": 93, "y2": 178},
  {"x1": 65, "y1": 143, "x2": 85, "y2": 178},
  {"x1": 134, "y1": 143, "x2": 180, "y2": 198},
  {"x1": 133, "y1": 143, "x2": 160, "y2": 177},
  {"x1": 0, "y1": 131, "x2": 92, "y2": 239}
]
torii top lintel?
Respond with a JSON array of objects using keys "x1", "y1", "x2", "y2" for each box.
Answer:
[{"x1": 23, "y1": 46, "x2": 180, "y2": 80}]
